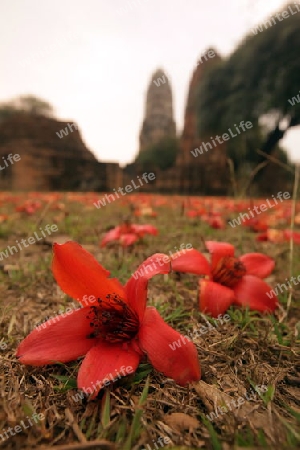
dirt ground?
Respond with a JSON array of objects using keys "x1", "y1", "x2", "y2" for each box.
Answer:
[{"x1": 0, "y1": 192, "x2": 299, "y2": 450}]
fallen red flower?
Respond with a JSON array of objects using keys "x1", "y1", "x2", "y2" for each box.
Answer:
[
  {"x1": 100, "y1": 222, "x2": 158, "y2": 247},
  {"x1": 256, "y1": 229, "x2": 300, "y2": 244},
  {"x1": 197, "y1": 241, "x2": 279, "y2": 317},
  {"x1": 16, "y1": 242, "x2": 200, "y2": 397}
]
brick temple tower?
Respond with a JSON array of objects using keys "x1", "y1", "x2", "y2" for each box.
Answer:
[
  {"x1": 176, "y1": 49, "x2": 229, "y2": 194},
  {"x1": 138, "y1": 68, "x2": 176, "y2": 155}
]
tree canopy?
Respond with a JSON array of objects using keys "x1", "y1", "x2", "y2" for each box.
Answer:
[
  {"x1": 0, "y1": 95, "x2": 54, "y2": 120},
  {"x1": 135, "y1": 137, "x2": 179, "y2": 171},
  {"x1": 197, "y1": 3, "x2": 299, "y2": 173}
]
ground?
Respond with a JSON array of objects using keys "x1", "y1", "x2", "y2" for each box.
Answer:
[{"x1": 0, "y1": 192, "x2": 299, "y2": 450}]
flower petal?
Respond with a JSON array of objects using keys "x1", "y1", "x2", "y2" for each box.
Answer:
[
  {"x1": 125, "y1": 253, "x2": 171, "y2": 320},
  {"x1": 205, "y1": 241, "x2": 235, "y2": 268},
  {"x1": 171, "y1": 249, "x2": 211, "y2": 275},
  {"x1": 284, "y1": 229, "x2": 300, "y2": 245},
  {"x1": 198, "y1": 279, "x2": 235, "y2": 317},
  {"x1": 138, "y1": 307, "x2": 200, "y2": 386},
  {"x1": 240, "y1": 253, "x2": 275, "y2": 278},
  {"x1": 100, "y1": 226, "x2": 121, "y2": 247},
  {"x1": 16, "y1": 307, "x2": 96, "y2": 365},
  {"x1": 131, "y1": 224, "x2": 158, "y2": 236},
  {"x1": 77, "y1": 341, "x2": 141, "y2": 398},
  {"x1": 52, "y1": 241, "x2": 125, "y2": 307},
  {"x1": 233, "y1": 275, "x2": 279, "y2": 313},
  {"x1": 119, "y1": 233, "x2": 139, "y2": 247}
]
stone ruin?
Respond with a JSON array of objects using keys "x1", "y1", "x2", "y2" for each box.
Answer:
[{"x1": 0, "y1": 55, "x2": 233, "y2": 194}]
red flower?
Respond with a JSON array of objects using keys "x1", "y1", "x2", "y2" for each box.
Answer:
[
  {"x1": 100, "y1": 222, "x2": 158, "y2": 247},
  {"x1": 16, "y1": 242, "x2": 200, "y2": 397},
  {"x1": 198, "y1": 241, "x2": 279, "y2": 317},
  {"x1": 256, "y1": 229, "x2": 300, "y2": 244}
]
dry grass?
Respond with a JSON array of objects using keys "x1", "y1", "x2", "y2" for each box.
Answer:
[{"x1": 0, "y1": 192, "x2": 299, "y2": 450}]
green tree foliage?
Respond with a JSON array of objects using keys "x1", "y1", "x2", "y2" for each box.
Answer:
[
  {"x1": 136, "y1": 137, "x2": 179, "y2": 170},
  {"x1": 197, "y1": 3, "x2": 299, "y2": 173},
  {"x1": 0, "y1": 95, "x2": 54, "y2": 120}
]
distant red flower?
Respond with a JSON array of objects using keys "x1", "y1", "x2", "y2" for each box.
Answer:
[
  {"x1": 197, "y1": 241, "x2": 279, "y2": 317},
  {"x1": 101, "y1": 221, "x2": 158, "y2": 247},
  {"x1": 16, "y1": 200, "x2": 42, "y2": 215},
  {"x1": 134, "y1": 205, "x2": 157, "y2": 217},
  {"x1": 256, "y1": 229, "x2": 300, "y2": 244},
  {"x1": 16, "y1": 242, "x2": 200, "y2": 397}
]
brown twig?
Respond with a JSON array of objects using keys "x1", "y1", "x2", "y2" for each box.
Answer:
[
  {"x1": 242, "y1": 160, "x2": 269, "y2": 198},
  {"x1": 65, "y1": 408, "x2": 87, "y2": 444},
  {"x1": 287, "y1": 163, "x2": 299, "y2": 317},
  {"x1": 41, "y1": 441, "x2": 117, "y2": 450},
  {"x1": 256, "y1": 149, "x2": 294, "y2": 173}
]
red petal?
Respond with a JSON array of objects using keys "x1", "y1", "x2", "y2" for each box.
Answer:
[
  {"x1": 240, "y1": 253, "x2": 275, "y2": 278},
  {"x1": 138, "y1": 307, "x2": 200, "y2": 386},
  {"x1": 256, "y1": 232, "x2": 268, "y2": 241},
  {"x1": 205, "y1": 241, "x2": 235, "y2": 268},
  {"x1": 284, "y1": 229, "x2": 300, "y2": 244},
  {"x1": 171, "y1": 248, "x2": 211, "y2": 275},
  {"x1": 77, "y1": 341, "x2": 141, "y2": 397},
  {"x1": 52, "y1": 241, "x2": 125, "y2": 307},
  {"x1": 16, "y1": 307, "x2": 96, "y2": 365},
  {"x1": 233, "y1": 275, "x2": 279, "y2": 313},
  {"x1": 131, "y1": 224, "x2": 158, "y2": 236},
  {"x1": 199, "y1": 279, "x2": 235, "y2": 317},
  {"x1": 100, "y1": 226, "x2": 121, "y2": 247},
  {"x1": 119, "y1": 233, "x2": 139, "y2": 247},
  {"x1": 125, "y1": 253, "x2": 171, "y2": 320}
]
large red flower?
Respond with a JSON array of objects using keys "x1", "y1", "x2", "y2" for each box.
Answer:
[
  {"x1": 198, "y1": 241, "x2": 279, "y2": 317},
  {"x1": 16, "y1": 242, "x2": 201, "y2": 397}
]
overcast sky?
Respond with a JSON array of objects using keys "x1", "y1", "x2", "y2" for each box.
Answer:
[{"x1": 1, "y1": 0, "x2": 299, "y2": 165}]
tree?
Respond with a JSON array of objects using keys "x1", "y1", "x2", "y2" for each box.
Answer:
[
  {"x1": 135, "y1": 137, "x2": 179, "y2": 170},
  {"x1": 197, "y1": 3, "x2": 299, "y2": 176},
  {"x1": 0, "y1": 95, "x2": 54, "y2": 119}
]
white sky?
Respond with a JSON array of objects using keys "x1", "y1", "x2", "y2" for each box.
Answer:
[{"x1": 1, "y1": 0, "x2": 299, "y2": 165}]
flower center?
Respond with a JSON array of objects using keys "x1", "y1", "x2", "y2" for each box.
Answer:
[
  {"x1": 86, "y1": 294, "x2": 139, "y2": 343},
  {"x1": 211, "y1": 256, "x2": 246, "y2": 288}
]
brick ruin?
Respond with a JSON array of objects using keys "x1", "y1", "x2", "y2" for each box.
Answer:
[
  {"x1": 175, "y1": 49, "x2": 228, "y2": 194},
  {"x1": 0, "y1": 114, "x2": 123, "y2": 192},
  {"x1": 0, "y1": 56, "x2": 229, "y2": 194},
  {"x1": 124, "y1": 52, "x2": 229, "y2": 194},
  {"x1": 138, "y1": 69, "x2": 176, "y2": 156}
]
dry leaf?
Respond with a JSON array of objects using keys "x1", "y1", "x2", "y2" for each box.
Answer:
[{"x1": 164, "y1": 412, "x2": 199, "y2": 432}]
